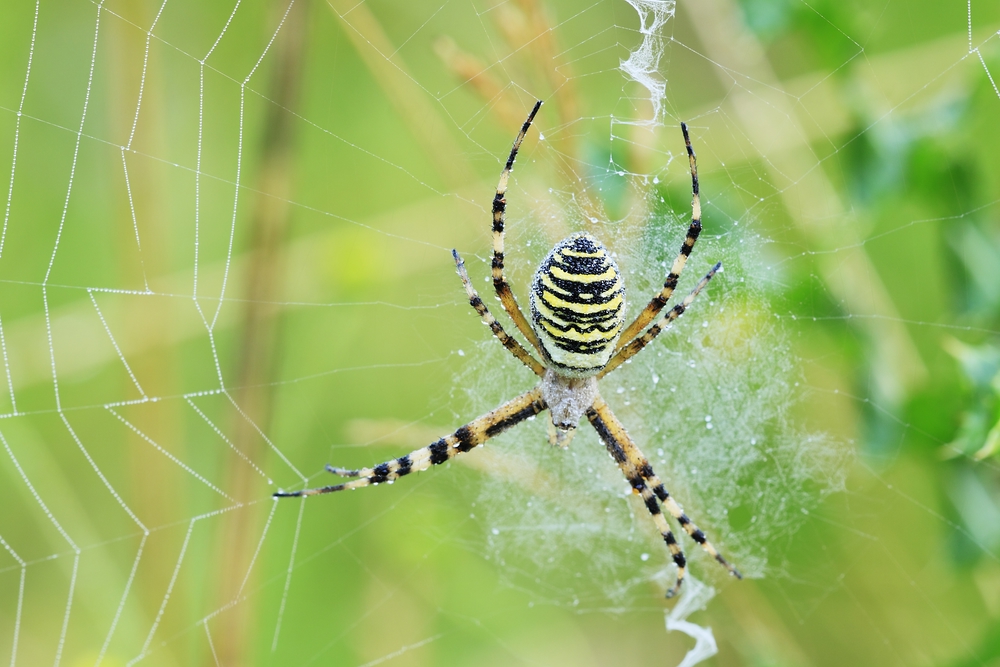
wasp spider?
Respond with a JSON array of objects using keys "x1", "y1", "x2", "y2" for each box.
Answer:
[{"x1": 276, "y1": 101, "x2": 742, "y2": 597}]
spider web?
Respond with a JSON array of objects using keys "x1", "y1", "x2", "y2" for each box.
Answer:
[{"x1": 0, "y1": 0, "x2": 998, "y2": 665}]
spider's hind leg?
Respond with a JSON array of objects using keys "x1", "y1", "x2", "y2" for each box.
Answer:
[
  {"x1": 453, "y1": 249, "x2": 545, "y2": 377},
  {"x1": 615, "y1": 122, "x2": 707, "y2": 351},
  {"x1": 490, "y1": 101, "x2": 545, "y2": 356},
  {"x1": 599, "y1": 262, "x2": 721, "y2": 379}
]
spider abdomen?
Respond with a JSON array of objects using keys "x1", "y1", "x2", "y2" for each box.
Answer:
[{"x1": 530, "y1": 232, "x2": 626, "y2": 375}]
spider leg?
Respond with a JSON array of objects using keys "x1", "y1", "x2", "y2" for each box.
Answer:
[
  {"x1": 586, "y1": 396, "x2": 688, "y2": 596},
  {"x1": 453, "y1": 249, "x2": 545, "y2": 377},
  {"x1": 598, "y1": 262, "x2": 720, "y2": 379},
  {"x1": 616, "y1": 123, "x2": 704, "y2": 349},
  {"x1": 274, "y1": 387, "x2": 546, "y2": 497},
  {"x1": 491, "y1": 100, "x2": 545, "y2": 356},
  {"x1": 325, "y1": 464, "x2": 360, "y2": 477},
  {"x1": 587, "y1": 395, "x2": 741, "y2": 597}
]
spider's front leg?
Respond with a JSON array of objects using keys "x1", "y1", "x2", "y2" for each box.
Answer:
[
  {"x1": 274, "y1": 388, "x2": 546, "y2": 497},
  {"x1": 587, "y1": 395, "x2": 741, "y2": 597}
]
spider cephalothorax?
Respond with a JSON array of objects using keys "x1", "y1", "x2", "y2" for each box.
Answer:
[{"x1": 276, "y1": 101, "x2": 741, "y2": 598}]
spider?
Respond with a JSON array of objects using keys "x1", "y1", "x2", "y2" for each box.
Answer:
[{"x1": 275, "y1": 101, "x2": 742, "y2": 597}]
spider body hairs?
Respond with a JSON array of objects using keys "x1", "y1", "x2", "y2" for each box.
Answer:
[{"x1": 275, "y1": 101, "x2": 741, "y2": 598}]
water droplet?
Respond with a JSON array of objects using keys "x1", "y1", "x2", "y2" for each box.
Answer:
[
  {"x1": 491, "y1": 528, "x2": 500, "y2": 535},
  {"x1": 457, "y1": 349, "x2": 465, "y2": 356},
  {"x1": 640, "y1": 553, "x2": 650, "y2": 561}
]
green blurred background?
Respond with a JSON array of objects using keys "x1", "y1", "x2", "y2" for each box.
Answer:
[{"x1": 0, "y1": 0, "x2": 999, "y2": 665}]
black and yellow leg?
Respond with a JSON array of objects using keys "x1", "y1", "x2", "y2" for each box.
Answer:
[
  {"x1": 599, "y1": 262, "x2": 720, "y2": 379},
  {"x1": 587, "y1": 395, "x2": 741, "y2": 597},
  {"x1": 274, "y1": 388, "x2": 547, "y2": 497},
  {"x1": 491, "y1": 100, "x2": 545, "y2": 356},
  {"x1": 587, "y1": 397, "x2": 687, "y2": 596},
  {"x1": 616, "y1": 122, "x2": 704, "y2": 349},
  {"x1": 653, "y1": 485, "x2": 742, "y2": 581},
  {"x1": 453, "y1": 249, "x2": 545, "y2": 377}
]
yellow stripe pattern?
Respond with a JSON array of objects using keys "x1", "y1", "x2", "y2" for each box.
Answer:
[{"x1": 529, "y1": 232, "x2": 626, "y2": 375}]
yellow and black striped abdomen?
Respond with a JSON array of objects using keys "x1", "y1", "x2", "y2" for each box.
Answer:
[{"x1": 530, "y1": 232, "x2": 626, "y2": 376}]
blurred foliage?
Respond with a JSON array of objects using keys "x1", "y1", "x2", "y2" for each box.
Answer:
[{"x1": 946, "y1": 338, "x2": 1000, "y2": 460}]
